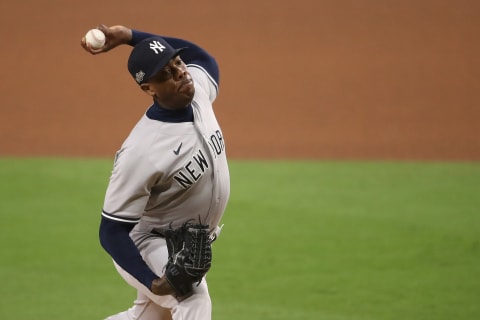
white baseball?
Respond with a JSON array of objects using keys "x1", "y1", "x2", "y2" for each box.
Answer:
[{"x1": 85, "y1": 29, "x2": 106, "y2": 49}]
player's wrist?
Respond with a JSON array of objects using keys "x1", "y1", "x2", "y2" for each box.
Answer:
[
  {"x1": 151, "y1": 275, "x2": 194, "y2": 302},
  {"x1": 151, "y1": 277, "x2": 175, "y2": 296},
  {"x1": 109, "y1": 25, "x2": 132, "y2": 45}
]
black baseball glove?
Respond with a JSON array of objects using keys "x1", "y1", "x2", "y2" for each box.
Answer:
[{"x1": 163, "y1": 221, "x2": 212, "y2": 300}]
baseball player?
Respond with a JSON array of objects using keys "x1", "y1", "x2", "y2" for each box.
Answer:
[{"x1": 81, "y1": 24, "x2": 230, "y2": 320}]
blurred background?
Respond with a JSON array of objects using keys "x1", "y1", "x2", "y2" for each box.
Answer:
[
  {"x1": 0, "y1": 0, "x2": 479, "y2": 161},
  {"x1": 1, "y1": 1, "x2": 479, "y2": 320}
]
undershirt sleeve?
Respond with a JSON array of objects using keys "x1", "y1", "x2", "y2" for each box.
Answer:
[{"x1": 99, "y1": 216, "x2": 159, "y2": 289}]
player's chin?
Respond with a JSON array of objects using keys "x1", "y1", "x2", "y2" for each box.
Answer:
[
  {"x1": 179, "y1": 83, "x2": 195, "y2": 101},
  {"x1": 177, "y1": 91, "x2": 195, "y2": 107},
  {"x1": 179, "y1": 79, "x2": 194, "y2": 94}
]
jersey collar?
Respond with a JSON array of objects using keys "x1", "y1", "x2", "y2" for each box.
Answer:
[{"x1": 146, "y1": 101, "x2": 194, "y2": 123}]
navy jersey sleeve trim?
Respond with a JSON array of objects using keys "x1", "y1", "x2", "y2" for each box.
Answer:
[
  {"x1": 102, "y1": 210, "x2": 140, "y2": 224},
  {"x1": 130, "y1": 30, "x2": 220, "y2": 86},
  {"x1": 99, "y1": 216, "x2": 159, "y2": 289}
]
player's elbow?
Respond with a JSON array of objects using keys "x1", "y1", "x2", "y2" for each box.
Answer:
[{"x1": 98, "y1": 215, "x2": 135, "y2": 253}]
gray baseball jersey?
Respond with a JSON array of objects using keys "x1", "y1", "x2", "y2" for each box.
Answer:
[{"x1": 101, "y1": 65, "x2": 230, "y2": 236}]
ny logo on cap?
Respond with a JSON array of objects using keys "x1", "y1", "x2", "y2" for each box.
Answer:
[{"x1": 149, "y1": 40, "x2": 166, "y2": 54}]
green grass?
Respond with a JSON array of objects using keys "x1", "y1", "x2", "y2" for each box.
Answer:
[{"x1": 0, "y1": 158, "x2": 479, "y2": 319}]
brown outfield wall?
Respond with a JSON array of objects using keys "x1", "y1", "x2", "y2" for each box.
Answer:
[{"x1": 0, "y1": 0, "x2": 479, "y2": 161}]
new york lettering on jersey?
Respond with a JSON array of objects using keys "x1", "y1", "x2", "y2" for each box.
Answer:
[{"x1": 174, "y1": 129, "x2": 226, "y2": 189}]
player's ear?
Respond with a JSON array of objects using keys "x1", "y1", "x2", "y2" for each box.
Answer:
[{"x1": 140, "y1": 83, "x2": 155, "y2": 97}]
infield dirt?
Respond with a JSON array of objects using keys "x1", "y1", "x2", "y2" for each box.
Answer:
[{"x1": 0, "y1": 0, "x2": 479, "y2": 161}]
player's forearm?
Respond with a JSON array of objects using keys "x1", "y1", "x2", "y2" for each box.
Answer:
[{"x1": 108, "y1": 25, "x2": 133, "y2": 45}]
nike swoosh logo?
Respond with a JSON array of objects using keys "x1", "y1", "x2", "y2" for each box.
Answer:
[{"x1": 173, "y1": 142, "x2": 183, "y2": 155}]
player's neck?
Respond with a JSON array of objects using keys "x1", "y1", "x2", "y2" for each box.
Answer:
[{"x1": 153, "y1": 98, "x2": 190, "y2": 111}]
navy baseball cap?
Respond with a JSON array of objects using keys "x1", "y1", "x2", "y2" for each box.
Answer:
[{"x1": 127, "y1": 37, "x2": 184, "y2": 85}]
